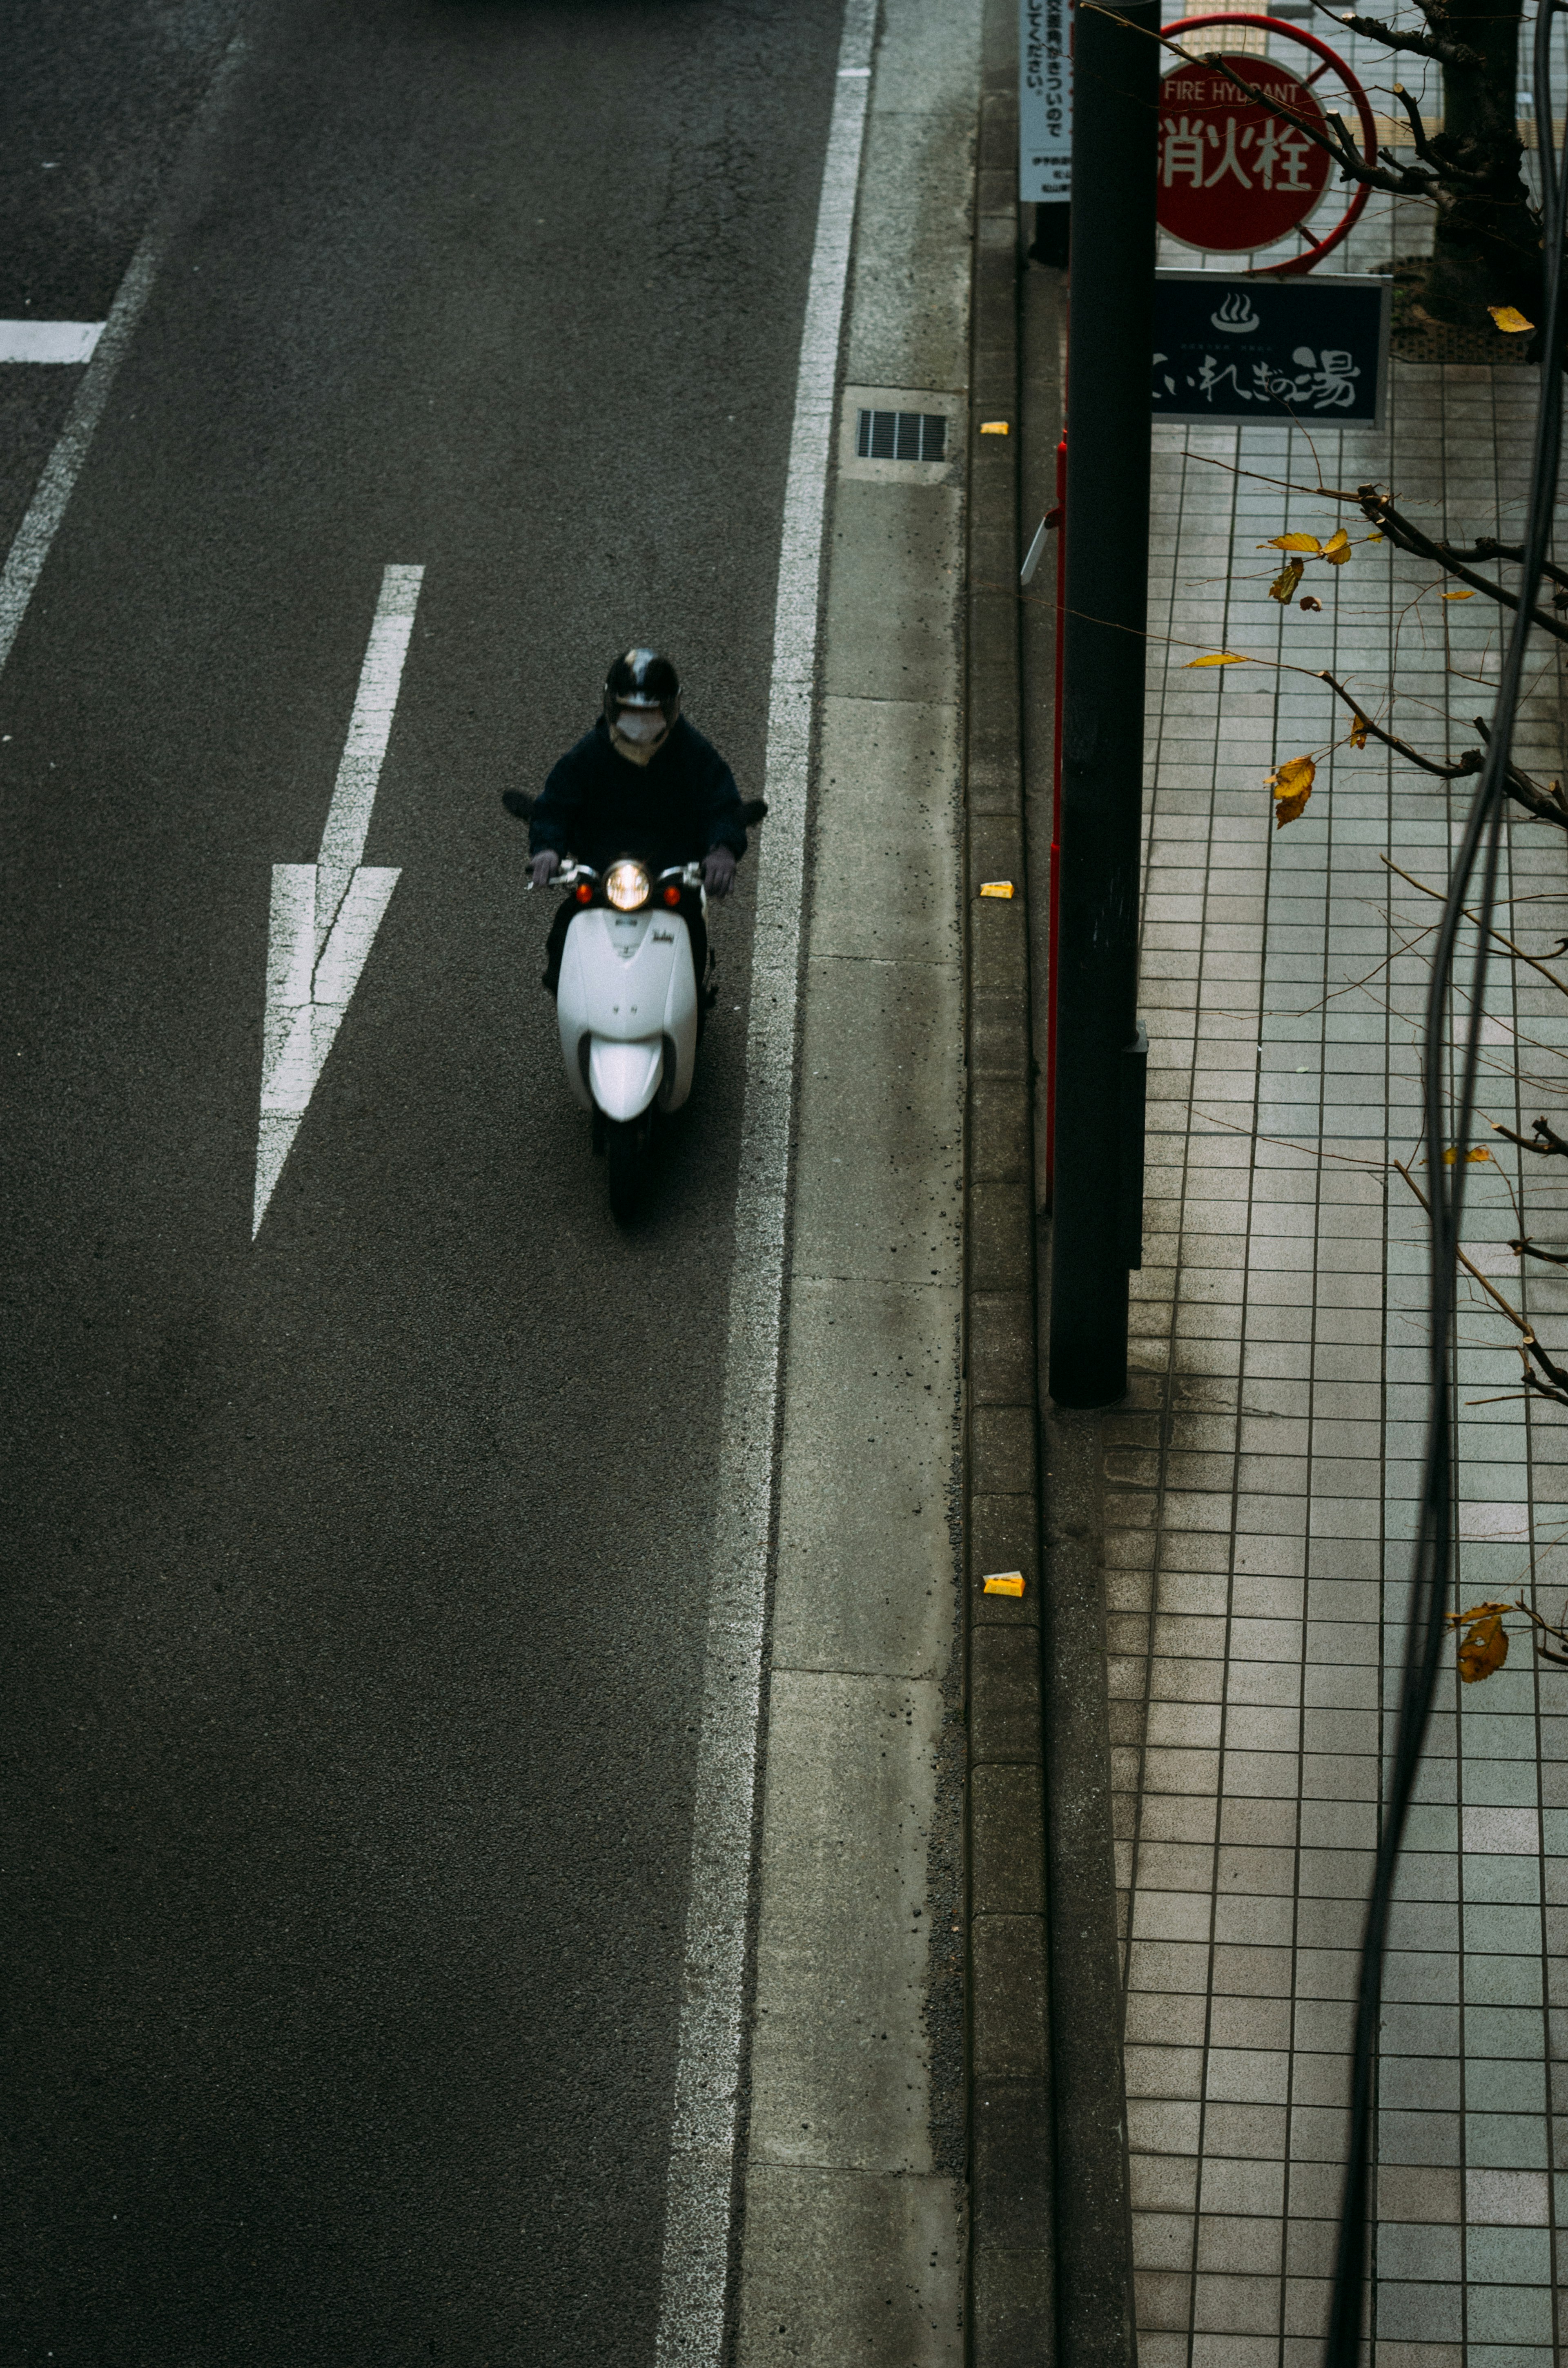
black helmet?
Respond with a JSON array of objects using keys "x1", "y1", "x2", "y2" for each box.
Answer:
[{"x1": 604, "y1": 648, "x2": 681, "y2": 733}]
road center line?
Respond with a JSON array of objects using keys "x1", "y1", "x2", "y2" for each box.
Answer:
[
  {"x1": 650, "y1": 3, "x2": 875, "y2": 2359},
  {"x1": 0, "y1": 34, "x2": 249, "y2": 684}
]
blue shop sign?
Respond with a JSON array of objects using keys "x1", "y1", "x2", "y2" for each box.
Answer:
[{"x1": 1152, "y1": 271, "x2": 1390, "y2": 426}]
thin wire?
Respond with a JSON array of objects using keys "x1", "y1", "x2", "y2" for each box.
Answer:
[{"x1": 1323, "y1": 9, "x2": 1568, "y2": 2359}]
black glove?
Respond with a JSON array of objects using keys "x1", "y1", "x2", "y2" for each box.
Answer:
[
  {"x1": 703, "y1": 846, "x2": 737, "y2": 899},
  {"x1": 531, "y1": 851, "x2": 561, "y2": 890}
]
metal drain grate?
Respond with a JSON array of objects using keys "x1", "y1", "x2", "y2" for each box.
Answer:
[{"x1": 855, "y1": 408, "x2": 947, "y2": 462}]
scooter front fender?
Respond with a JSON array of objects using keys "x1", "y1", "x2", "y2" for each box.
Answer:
[{"x1": 589, "y1": 1035, "x2": 664, "y2": 1120}]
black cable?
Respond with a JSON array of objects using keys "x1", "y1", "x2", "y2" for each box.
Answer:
[{"x1": 1323, "y1": 10, "x2": 1568, "y2": 2358}]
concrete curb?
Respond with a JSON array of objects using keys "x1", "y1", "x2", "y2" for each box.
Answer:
[
  {"x1": 1017, "y1": 168, "x2": 1142, "y2": 2368},
  {"x1": 964, "y1": 6, "x2": 1055, "y2": 2360},
  {"x1": 733, "y1": 3, "x2": 982, "y2": 2357}
]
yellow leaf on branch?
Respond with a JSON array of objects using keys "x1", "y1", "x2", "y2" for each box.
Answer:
[
  {"x1": 1323, "y1": 528, "x2": 1352, "y2": 565},
  {"x1": 1489, "y1": 305, "x2": 1534, "y2": 333},
  {"x1": 1270, "y1": 753, "x2": 1315, "y2": 827},
  {"x1": 1446, "y1": 1601, "x2": 1512, "y2": 1682},
  {"x1": 1349, "y1": 711, "x2": 1371, "y2": 748},
  {"x1": 1184, "y1": 652, "x2": 1248, "y2": 667},
  {"x1": 1264, "y1": 532, "x2": 1323, "y2": 553},
  {"x1": 1442, "y1": 1145, "x2": 1491, "y2": 1164},
  {"x1": 1443, "y1": 588, "x2": 1476, "y2": 600},
  {"x1": 1270, "y1": 560, "x2": 1305, "y2": 603}
]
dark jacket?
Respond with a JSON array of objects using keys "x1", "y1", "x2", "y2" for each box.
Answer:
[{"x1": 528, "y1": 716, "x2": 747, "y2": 874}]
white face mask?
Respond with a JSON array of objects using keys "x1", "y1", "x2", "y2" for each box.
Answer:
[{"x1": 614, "y1": 705, "x2": 666, "y2": 746}]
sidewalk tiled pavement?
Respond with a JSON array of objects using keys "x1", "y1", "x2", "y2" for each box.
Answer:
[{"x1": 1114, "y1": 176, "x2": 1568, "y2": 2366}]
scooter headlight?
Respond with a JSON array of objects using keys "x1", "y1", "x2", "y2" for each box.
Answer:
[{"x1": 605, "y1": 859, "x2": 651, "y2": 912}]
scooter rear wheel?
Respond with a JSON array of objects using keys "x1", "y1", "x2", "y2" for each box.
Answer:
[{"x1": 606, "y1": 1115, "x2": 650, "y2": 1225}]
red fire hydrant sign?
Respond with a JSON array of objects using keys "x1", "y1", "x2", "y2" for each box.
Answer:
[{"x1": 1158, "y1": 57, "x2": 1331, "y2": 251}]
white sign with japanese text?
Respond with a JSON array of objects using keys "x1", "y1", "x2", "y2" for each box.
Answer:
[{"x1": 1020, "y1": 0, "x2": 1072, "y2": 201}]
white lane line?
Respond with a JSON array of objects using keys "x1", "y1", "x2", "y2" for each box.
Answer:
[
  {"x1": 252, "y1": 564, "x2": 424, "y2": 1237},
  {"x1": 0, "y1": 34, "x2": 249, "y2": 682},
  {"x1": 651, "y1": 4, "x2": 875, "y2": 2360},
  {"x1": 0, "y1": 322, "x2": 106, "y2": 364}
]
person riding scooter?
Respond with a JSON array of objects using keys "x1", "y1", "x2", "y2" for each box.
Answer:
[
  {"x1": 528, "y1": 650, "x2": 748, "y2": 997},
  {"x1": 499, "y1": 652, "x2": 767, "y2": 1221}
]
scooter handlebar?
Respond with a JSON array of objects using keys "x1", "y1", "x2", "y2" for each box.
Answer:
[
  {"x1": 526, "y1": 859, "x2": 595, "y2": 893},
  {"x1": 527, "y1": 860, "x2": 704, "y2": 894}
]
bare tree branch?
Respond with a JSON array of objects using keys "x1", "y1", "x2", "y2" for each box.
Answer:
[
  {"x1": 1318, "y1": 669, "x2": 1482, "y2": 778},
  {"x1": 1396, "y1": 1161, "x2": 1568, "y2": 1409},
  {"x1": 1392, "y1": 82, "x2": 1445, "y2": 171},
  {"x1": 1335, "y1": 9, "x2": 1480, "y2": 67},
  {"x1": 1316, "y1": 678, "x2": 1568, "y2": 831},
  {"x1": 1472, "y1": 719, "x2": 1568, "y2": 832},
  {"x1": 1514, "y1": 1596, "x2": 1568, "y2": 1666},
  {"x1": 1360, "y1": 489, "x2": 1568, "y2": 647},
  {"x1": 1397, "y1": 1162, "x2": 1535, "y2": 1326},
  {"x1": 1446, "y1": 537, "x2": 1568, "y2": 606},
  {"x1": 1318, "y1": 102, "x2": 1442, "y2": 194},
  {"x1": 1310, "y1": 0, "x2": 1455, "y2": 37},
  {"x1": 1513, "y1": 1238, "x2": 1568, "y2": 1265},
  {"x1": 1379, "y1": 858, "x2": 1568, "y2": 993},
  {"x1": 1494, "y1": 1116, "x2": 1568, "y2": 1159}
]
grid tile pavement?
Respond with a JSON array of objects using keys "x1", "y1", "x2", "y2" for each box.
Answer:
[{"x1": 1118, "y1": 174, "x2": 1568, "y2": 2368}]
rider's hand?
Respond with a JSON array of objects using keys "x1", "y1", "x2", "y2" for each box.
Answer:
[
  {"x1": 531, "y1": 851, "x2": 561, "y2": 890},
  {"x1": 703, "y1": 846, "x2": 737, "y2": 899}
]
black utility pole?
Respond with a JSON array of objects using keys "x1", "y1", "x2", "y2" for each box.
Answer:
[{"x1": 1048, "y1": 0, "x2": 1160, "y2": 1409}]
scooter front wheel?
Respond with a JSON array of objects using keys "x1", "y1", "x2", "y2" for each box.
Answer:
[{"x1": 605, "y1": 1115, "x2": 650, "y2": 1225}]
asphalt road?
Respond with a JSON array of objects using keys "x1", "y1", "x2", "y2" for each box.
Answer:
[{"x1": 0, "y1": 3, "x2": 842, "y2": 2358}]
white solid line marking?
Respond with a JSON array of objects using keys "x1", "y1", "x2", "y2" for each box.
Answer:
[
  {"x1": 0, "y1": 34, "x2": 248, "y2": 683},
  {"x1": 650, "y1": 4, "x2": 875, "y2": 2361},
  {"x1": 0, "y1": 321, "x2": 106, "y2": 364},
  {"x1": 252, "y1": 564, "x2": 424, "y2": 1237}
]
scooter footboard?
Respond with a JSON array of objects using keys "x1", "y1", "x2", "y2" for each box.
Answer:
[{"x1": 589, "y1": 1036, "x2": 664, "y2": 1120}]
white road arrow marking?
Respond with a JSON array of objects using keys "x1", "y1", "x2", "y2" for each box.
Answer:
[
  {"x1": 252, "y1": 562, "x2": 423, "y2": 1236},
  {"x1": 0, "y1": 321, "x2": 105, "y2": 363}
]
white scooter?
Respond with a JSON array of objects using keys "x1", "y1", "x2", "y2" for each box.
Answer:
[{"x1": 503, "y1": 790, "x2": 766, "y2": 1221}]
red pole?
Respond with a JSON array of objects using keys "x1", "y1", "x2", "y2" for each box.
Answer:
[{"x1": 1044, "y1": 431, "x2": 1066, "y2": 1206}]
